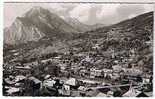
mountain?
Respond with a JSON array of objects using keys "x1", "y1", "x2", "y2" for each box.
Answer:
[
  {"x1": 79, "y1": 11, "x2": 153, "y2": 40},
  {"x1": 4, "y1": 6, "x2": 77, "y2": 44},
  {"x1": 65, "y1": 17, "x2": 105, "y2": 32},
  {"x1": 65, "y1": 17, "x2": 90, "y2": 32},
  {"x1": 77, "y1": 11, "x2": 153, "y2": 69}
]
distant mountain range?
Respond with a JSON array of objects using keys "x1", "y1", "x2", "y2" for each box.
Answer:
[{"x1": 4, "y1": 6, "x2": 106, "y2": 45}]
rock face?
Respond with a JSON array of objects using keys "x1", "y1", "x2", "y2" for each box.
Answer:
[
  {"x1": 4, "y1": 18, "x2": 45, "y2": 44},
  {"x1": 4, "y1": 6, "x2": 77, "y2": 44}
]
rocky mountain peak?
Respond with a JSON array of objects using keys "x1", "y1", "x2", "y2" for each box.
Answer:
[
  {"x1": 4, "y1": 6, "x2": 77, "y2": 45},
  {"x1": 23, "y1": 6, "x2": 52, "y2": 18}
]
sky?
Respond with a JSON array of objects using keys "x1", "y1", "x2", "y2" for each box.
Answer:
[{"x1": 4, "y1": 3, "x2": 154, "y2": 27}]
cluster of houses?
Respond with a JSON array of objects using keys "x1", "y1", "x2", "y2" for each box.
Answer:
[
  {"x1": 3, "y1": 72, "x2": 152, "y2": 97},
  {"x1": 3, "y1": 42, "x2": 153, "y2": 97}
]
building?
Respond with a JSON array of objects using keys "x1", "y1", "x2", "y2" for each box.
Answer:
[
  {"x1": 28, "y1": 77, "x2": 42, "y2": 90},
  {"x1": 14, "y1": 66, "x2": 31, "y2": 75},
  {"x1": 65, "y1": 78, "x2": 79, "y2": 89},
  {"x1": 6, "y1": 87, "x2": 21, "y2": 96},
  {"x1": 78, "y1": 86, "x2": 87, "y2": 92},
  {"x1": 15, "y1": 75, "x2": 26, "y2": 83},
  {"x1": 122, "y1": 86, "x2": 148, "y2": 97},
  {"x1": 43, "y1": 79, "x2": 56, "y2": 88},
  {"x1": 96, "y1": 92, "x2": 107, "y2": 97},
  {"x1": 90, "y1": 68, "x2": 102, "y2": 78},
  {"x1": 112, "y1": 65, "x2": 122, "y2": 72}
]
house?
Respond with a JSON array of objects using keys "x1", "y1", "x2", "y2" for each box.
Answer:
[
  {"x1": 144, "y1": 92, "x2": 153, "y2": 97},
  {"x1": 78, "y1": 86, "x2": 87, "y2": 91},
  {"x1": 92, "y1": 44, "x2": 100, "y2": 50},
  {"x1": 41, "y1": 58, "x2": 53, "y2": 64},
  {"x1": 65, "y1": 78, "x2": 79, "y2": 89},
  {"x1": 44, "y1": 74, "x2": 51, "y2": 80},
  {"x1": 60, "y1": 84, "x2": 71, "y2": 96},
  {"x1": 136, "y1": 92, "x2": 149, "y2": 97},
  {"x1": 81, "y1": 56, "x2": 93, "y2": 63},
  {"x1": 97, "y1": 85, "x2": 111, "y2": 94},
  {"x1": 79, "y1": 69, "x2": 89, "y2": 77},
  {"x1": 122, "y1": 87, "x2": 141, "y2": 97},
  {"x1": 90, "y1": 68, "x2": 102, "y2": 78},
  {"x1": 112, "y1": 65, "x2": 122, "y2": 72},
  {"x1": 102, "y1": 69, "x2": 113, "y2": 73},
  {"x1": 24, "y1": 61, "x2": 38, "y2": 66},
  {"x1": 123, "y1": 68, "x2": 143, "y2": 76},
  {"x1": 6, "y1": 87, "x2": 20, "y2": 96},
  {"x1": 107, "y1": 91, "x2": 114, "y2": 97},
  {"x1": 64, "y1": 84, "x2": 70, "y2": 91},
  {"x1": 60, "y1": 66, "x2": 66, "y2": 72},
  {"x1": 54, "y1": 56, "x2": 61, "y2": 59},
  {"x1": 123, "y1": 85, "x2": 151, "y2": 97},
  {"x1": 111, "y1": 73, "x2": 120, "y2": 81},
  {"x1": 143, "y1": 78, "x2": 150, "y2": 84},
  {"x1": 80, "y1": 79, "x2": 99, "y2": 86},
  {"x1": 28, "y1": 77, "x2": 42, "y2": 90},
  {"x1": 70, "y1": 90, "x2": 81, "y2": 97},
  {"x1": 13, "y1": 52, "x2": 19, "y2": 56},
  {"x1": 15, "y1": 66, "x2": 31, "y2": 75},
  {"x1": 10, "y1": 49, "x2": 17, "y2": 53},
  {"x1": 4, "y1": 78, "x2": 16, "y2": 85},
  {"x1": 14, "y1": 83, "x2": 23, "y2": 87},
  {"x1": 15, "y1": 75, "x2": 26, "y2": 83},
  {"x1": 96, "y1": 92, "x2": 107, "y2": 97},
  {"x1": 114, "y1": 60, "x2": 119, "y2": 64},
  {"x1": 58, "y1": 83, "x2": 71, "y2": 96},
  {"x1": 41, "y1": 86, "x2": 58, "y2": 96},
  {"x1": 74, "y1": 53, "x2": 86, "y2": 57},
  {"x1": 43, "y1": 79, "x2": 56, "y2": 88},
  {"x1": 104, "y1": 73, "x2": 112, "y2": 80},
  {"x1": 97, "y1": 90, "x2": 115, "y2": 97},
  {"x1": 145, "y1": 41, "x2": 152, "y2": 45},
  {"x1": 86, "y1": 89, "x2": 99, "y2": 97}
]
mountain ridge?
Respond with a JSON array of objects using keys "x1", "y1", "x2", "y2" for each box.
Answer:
[{"x1": 4, "y1": 6, "x2": 78, "y2": 44}]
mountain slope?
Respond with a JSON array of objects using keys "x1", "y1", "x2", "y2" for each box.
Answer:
[
  {"x1": 75, "y1": 11, "x2": 153, "y2": 69},
  {"x1": 65, "y1": 17, "x2": 90, "y2": 32},
  {"x1": 4, "y1": 6, "x2": 77, "y2": 44},
  {"x1": 65, "y1": 17, "x2": 105, "y2": 32}
]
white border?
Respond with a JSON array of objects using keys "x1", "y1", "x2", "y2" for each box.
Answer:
[
  {"x1": 0, "y1": 0, "x2": 3, "y2": 98},
  {"x1": 0, "y1": 0, "x2": 155, "y2": 99},
  {"x1": 3, "y1": 0, "x2": 155, "y2": 3}
]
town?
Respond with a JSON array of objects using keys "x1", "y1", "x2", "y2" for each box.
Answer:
[{"x1": 3, "y1": 43, "x2": 153, "y2": 97}]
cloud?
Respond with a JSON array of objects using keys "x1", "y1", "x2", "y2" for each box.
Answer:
[
  {"x1": 69, "y1": 4, "x2": 91, "y2": 23},
  {"x1": 4, "y1": 3, "x2": 33, "y2": 27},
  {"x1": 116, "y1": 4, "x2": 145, "y2": 19},
  {"x1": 96, "y1": 4, "x2": 120, "y2": 19},
  {"x1": 4, "y1": 3, "x2": 77, "y2": 27},
  {"x1": 85, "y1": 4, "x2": 103, "y2": 25},
  {"x1": 144, "y1": 4, "x2": 154, "y2": 12},
  {"x1": 68, "y1": 4, "x2": 120, "y2": 25},
  {"x1": 49, "y1": 4, "x2": 77, "y2": 17},
  {"x1": 95, "y1": 4, "x2": 120, "y2": 25},
  {"x1": 97, "y1": 4, "x2": 154, "y2": 25}
]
